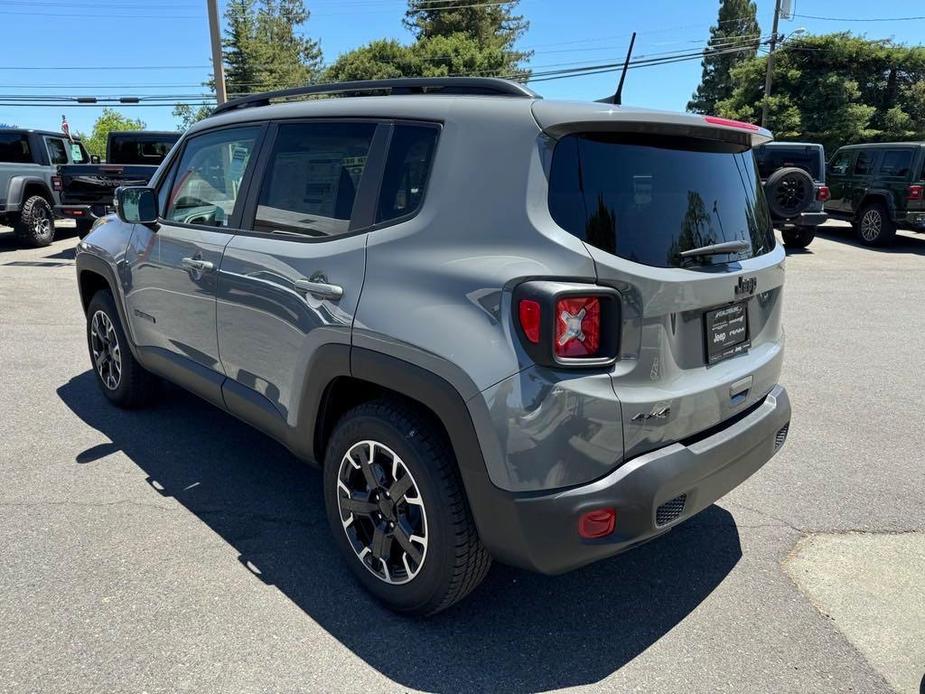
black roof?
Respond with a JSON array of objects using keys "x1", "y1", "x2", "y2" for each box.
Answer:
[{"x1": 0, "y1": 128, "x2": 83, "y2": 140}]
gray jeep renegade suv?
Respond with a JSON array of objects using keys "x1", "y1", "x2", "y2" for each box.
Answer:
[{"x1": 75, "y1": 78, "x2": 791, "y2": 615}]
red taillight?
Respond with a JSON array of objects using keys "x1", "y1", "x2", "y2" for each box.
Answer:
[
  {"x1": 816, "y1": 185, "x2": 830, "y2": 202},
  {"x1": 907, "y1": 185, "x2": 924, "y2": 201},
  {"x1": 704, "y1": 115, "x2": 760, "y2": 131},
  {"x1": 51, "y1": 175, "x2": 62, "y2": 191},
  {"x1": 555, "y1": 297, "x2": 600, "y2": 358},
  {"x1": 518, "y1": 299, "x2": 541, "y2": 344},
  {"x1": 578, "y1": 509, "x2": 616, "y2": 539}
]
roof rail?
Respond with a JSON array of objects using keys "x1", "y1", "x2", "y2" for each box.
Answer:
[{"x1": 211, "y1": 77, "x2": 540, "y2": 116}]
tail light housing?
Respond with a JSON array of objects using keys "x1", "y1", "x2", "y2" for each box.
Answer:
[
  {"x1": 514, "y1": 281, "x2": 620, "y2": 368},
  {"x1": 907, "y1": 184, "x2": 923, "y2": 201},
  {"x1": 816, "y1": 185, "x2": 830, "y2": 202},
  {"x1": 51, "y1": 175, "x2": 62, "y2": 192}
]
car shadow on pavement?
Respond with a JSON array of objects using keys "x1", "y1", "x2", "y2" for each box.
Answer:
[
  {"x1": 58, "y1": 370, "x2": 743, "y2": 692},
  {"x1": 815, "y1": 226, "x2": 925, "y2": 256}
]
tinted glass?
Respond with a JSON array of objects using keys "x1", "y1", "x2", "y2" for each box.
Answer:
[
  {"x1": 254, "y1": 122, "x2": 375, "y2": 238},
  {"x1": 377, "y1": 124, "x2": 438, "y2": 223},
  {"x1": 0, "y1": 132, "x2": 32, "y2": 163},
  {"x1": 549, "y1": 133, "x2": 774, "y2": 268},
  {"x1": 163, "y1": 127, "x2": 259, "y2": 228},
  {"x1": 109, "y1": 134, "x2": 179, "y2": 164},
  {"x1": 69, "y1": 142, "x2": 90, "y2": 163},
  {"x1": 828, "y1": 150, "x2": 853, "y2": 175},
  {"x1": 854, "y1": 150, "x2": 875, "y2": 175},
  {"x1": 879, "y1": 149, "x2": 913, "y2": 178},
  {"x1": 755, "y1": 145, "x2": 821, "y2": 179},
  {"x1": 45, "y1": 137, "x2": 68, "y2": 165}
]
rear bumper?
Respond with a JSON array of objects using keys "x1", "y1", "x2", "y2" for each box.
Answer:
[
  {"x1": 899, "y1": 211, "x2": 925, "y2": 230},
  {"x1": 56, "y1": 205, "x2": 109, "y2": 222},
  {"x1": 481, "y1": 385, "x2": 790, "y2": 574},
  {"x1": 775, "y1": 211, "x2": 827, "y2": 228}
]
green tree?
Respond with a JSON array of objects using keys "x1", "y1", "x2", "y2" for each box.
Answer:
[
  {"x1": 688, "y1": 0, "x2": 760, "y2": 114},
  {"x1": 83, "y1": 108, "x2": 145, "y2": 159},
  {"x1": 172, "y1": 104, "x2": 212, "y2": 130},
  {"x1": 716, "y1": 33, "x2": 925, "y2": 150}
]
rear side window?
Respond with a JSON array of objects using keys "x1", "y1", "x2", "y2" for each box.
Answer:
[
  {"x1": 0, "y1": 132, "x2": 32, "y2": 163},
  {"x1": 45, "y1": 137, "x2": 69, "y2": 165},
  {"x1": 253, "y1": 121, "x2": 376, "y2": 238},
  {"x1": 163, "y1": 126, "x2": 259, "y2": 228},
  {"x1": 109, "y1": 135, "x2": 179, "y2": 165},
  {"x1": 377, "y1": 124, "x2": 439, "y2": 223},
  {"x1": 755, "y1": 145, "x2": 821, "y2": 180},
  {"x1": 549, "y1": 133, "x2": 774, "y2": 268},
  {"x1": 878, "y1": 149, "x2": 913, "y2": 178},
  {"x1": 854, "y1": 150, "x2": 875, "y2": 175}
]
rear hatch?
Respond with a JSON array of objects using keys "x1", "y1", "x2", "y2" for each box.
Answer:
[{"x1": 535, "y1": 102, "x2": 786, "y2": 459}]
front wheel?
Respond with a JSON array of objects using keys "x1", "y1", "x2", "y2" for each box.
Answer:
[
  {"x1": 781, "y1": 227, "x2": 815, "y2": 249},
  {"x1": 323, "y1": 400, "x2": 491, "y2": 615},
  {"x1": 86, "y1": 290, "x2": 157, "y2": 408}
]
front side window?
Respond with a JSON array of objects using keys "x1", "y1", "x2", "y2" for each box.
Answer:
[
  {"x1": 549, "y1": 133, "x2": 774, "y2": 269},
  {"x1": 0, "y1": 132, "x2": 31, "y2": 163},
  {"x1": 253, "y1": 122, "x2": 376, "y2": 238},
  {"x1": 163, "y1": 127, "x2": 259, "y2": 228},
  {"x1": 828, "y1": 150, "x2": 853, "y2": 176},
  {"x1": 854, "y1": 150, "x2": 875, "y2": 175},
  {"x1": 45, "y1": 137, "x2": 68, "y2": 165},
  {"x1": 879, "y1": 149, "x2": 913, "y2": 178},
  {"x1": 377, "y1": 124, "x2": 439, "y2": 223}
]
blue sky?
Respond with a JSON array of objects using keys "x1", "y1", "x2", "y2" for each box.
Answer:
[{"x1": 1, "y1": 0, "x2": 922, "y2": 134}]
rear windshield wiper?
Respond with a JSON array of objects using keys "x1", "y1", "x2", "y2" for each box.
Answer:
[{"x1": 679, "y1": 240, "x2": 750, "y2": 258}]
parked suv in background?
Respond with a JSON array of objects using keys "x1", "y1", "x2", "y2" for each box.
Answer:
[
  {"x1": 825, "y1": 141, "x2": 925, "y2": 246},
  {"x1": 75, "y1": 79, "x2": 791, "y2": 615},
  {"x1": 0, "y1": 128, "x2": 91, "y2": 246},
  {"x1": 754, "y1": 141, "x2": 828, "y2": 248}
]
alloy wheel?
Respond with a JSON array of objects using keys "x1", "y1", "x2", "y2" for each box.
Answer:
[
  {"x1": 775, "y1": 174, "x2": 808, "y2": 216},
  {"x1": 32, "y1": 204, "x2": 51, "y2": 238},
  {"x1": 90, "y1": 310, "x2": 122, "y2": 390},
  {"x1": 860, "y1": 209, "x2": 882, "y2": 241},
  {"x1": 336, "y1": 440, "x2": 428, "y2": 585}
]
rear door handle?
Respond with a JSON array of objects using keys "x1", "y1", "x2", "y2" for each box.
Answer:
[
  {"x1": 295, "y1": 278, "x2": 343, "y2": 300},
  {"x1": 181, "y1": 257, "x2": 214, "y2": 272}
]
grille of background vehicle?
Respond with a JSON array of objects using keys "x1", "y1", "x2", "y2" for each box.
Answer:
[
  {"x1": 655, "y1": 494, "x2": 687, "y2": 527},
  {"x1": 775, "y1": 423, "x2": 790, "y2": 451}
]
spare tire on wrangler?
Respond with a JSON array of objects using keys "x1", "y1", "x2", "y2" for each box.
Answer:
[{"x1": 764, "y1": 167, "x2": 814, "y2": 220}]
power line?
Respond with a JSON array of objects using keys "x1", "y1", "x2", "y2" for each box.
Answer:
[{"x1": 793, "y1": 12, "x2": 925, "y2": 22}]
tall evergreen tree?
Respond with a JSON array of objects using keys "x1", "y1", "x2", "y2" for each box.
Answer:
[{"x1": 687, "y1": 0, "x2": 760, "y2": 114}]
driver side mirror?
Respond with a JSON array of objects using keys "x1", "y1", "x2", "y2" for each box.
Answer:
[
  {"x1": 90, "y1": 154, "x2": 101, "y2": 164},
  {"x1": 116, "y1": 186, "x2": 158, "y2": 224}
]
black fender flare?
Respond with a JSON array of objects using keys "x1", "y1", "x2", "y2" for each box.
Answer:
[
  {"x1": 7, "y1": 175, "x2": 54, "y2": 210},
  {"x1": 858, "y1": 190, "x2": 896, "y2": 220},
  {"x1": 75, "y1": 251, "x2": 140, "y2": 358}
]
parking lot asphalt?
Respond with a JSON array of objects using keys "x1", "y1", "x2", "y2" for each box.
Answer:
[{"x1": 0, "y1": 221, "x2": 922, "y2": 693}]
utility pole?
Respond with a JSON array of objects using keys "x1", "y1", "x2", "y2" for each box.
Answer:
[
  {"x1": 207, "y1": 0, "x2": 227, "y2": 105},
  {"x1": 761, "y1": 0, "x2": 782, "y2": 128}
]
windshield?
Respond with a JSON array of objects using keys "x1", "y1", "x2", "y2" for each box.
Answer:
[
  {"x1": 754, "y1": 144, "x2": 822, "y2": 180},
  {"x1": 549, "y1": 133, "x2": 774, "y2": 269},
  {"x1": 109, "y1": 134, "x2": 179, "y2": 165}
]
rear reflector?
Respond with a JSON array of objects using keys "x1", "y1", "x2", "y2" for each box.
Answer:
[
  {"x1": 578, "y1": 509, "x2": 616, "y2": 539},
  {"x1": 816, "y1": 185, "x2": 830, "y2": 202},
  {"x1": 518, "y1": 299, "x2": 541, "y2": 344},
  {"x1": 703, "y1": 115, "x2": 760, "y2": 131},
  {"x1": 555, "y1": 296, "x2": 600, "y2": 358},
  {"x1": 907, "y1": 185, "x2": 923, "y2": 201}
]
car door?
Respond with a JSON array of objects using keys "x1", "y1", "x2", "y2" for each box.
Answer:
[
  {"x1": 876, "y1": 148, "x2": 915, "y2": 213},
  {"x1": 215, "y1": 119, "x2": 389, "y2": 430},
  {"x1": 848, "y1": 148, "x2": 880, "y2": 215},
  {"x1": 124, "y1": 124, "x2": 263, "y2": 405},
  {"x1": 825, "y1": 149, "x2": 855, "y2": 214}
]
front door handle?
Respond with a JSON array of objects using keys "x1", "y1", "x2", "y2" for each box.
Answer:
[
  {"x1": 295, "y1": 278, "x2": 344, "y2": 300},
  {"x1": 181, "y1": 257, "x2": 215, "y2": 272}
]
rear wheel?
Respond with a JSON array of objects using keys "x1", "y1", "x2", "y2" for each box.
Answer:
[
  {"x1": 323, "y1": 399, "x2": 491, "y2": 615},
  {"x1": 14, "y1": 195, "x2": 55, "y2": 247},
  {"x1": 855, "y1": 202, "x2": 896, "y2": 246},
  {"x1": 86, "y1": 290, "x2": 157, "y2": 408},
  {"x1": 781, "y1": 227, "x2": 815, "y2": 249}
]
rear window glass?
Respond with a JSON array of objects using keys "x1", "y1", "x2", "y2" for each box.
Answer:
[
  {"x1": 755, "y1": 145, "x2": 821, "y2": 180},
  {"x1": 377, "y1": 124, "x2": 439, "y2": 224},
  {"x1": 879, "y1": 149, "x2": 913, "y2": 177},
  {"x1": 109, "y1": 134, "x2": 179, "y2": 164},
  {"x1": 45, "y1": 137, "x2": 69, "y2": 165},
  {"x1": 549, "y1": 133, "x2": 774, "y2": 269},
  {"x1": 854, "y1": 150, "x2": 875, "y2": 175},
  {"x1": 0, "y1": 132, "x2": 32, "y2": 163}
]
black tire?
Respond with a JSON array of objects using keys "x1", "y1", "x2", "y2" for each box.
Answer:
[
  {"x1": 323, "y1": 399, "x2": 491, "y2": 616},
  {"x1": 13, "y1": 195, "x2": 55, "y2": 247},
  {"x1": 85, "y1": 290, "x2": 157, "y2": 408},
  {"x1": 854, "y1": 202, "x2": 896, "y2": 247},
  {"x1": 765, "y1": 167, "x2": 815, "y2": 220},
  {"x1": 781, "y1": 227, "x2": 815, "y2": 248},
  {"x1": 75, "y1": 219, "x2": 94, "y2": 239}
]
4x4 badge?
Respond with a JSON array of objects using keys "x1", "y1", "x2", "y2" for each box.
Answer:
[{"x1": 735, "y1": 276, "x2": 757, "y2": 297}]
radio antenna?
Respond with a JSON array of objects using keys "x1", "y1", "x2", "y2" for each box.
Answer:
[{"x1": 600, "y1": 32, "x2": 636, "y2": 105}]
